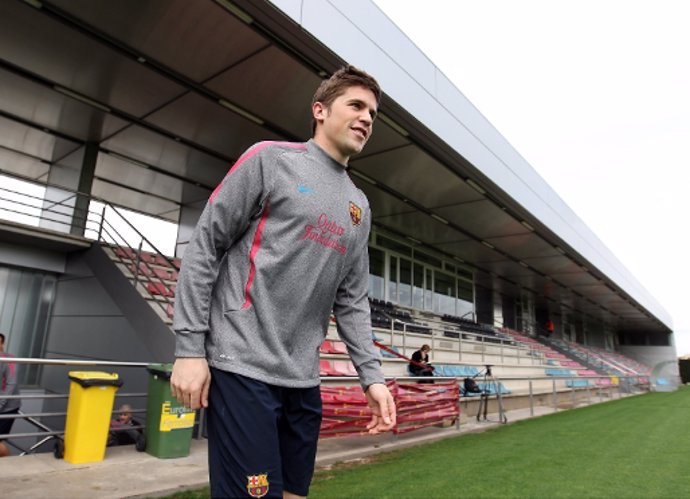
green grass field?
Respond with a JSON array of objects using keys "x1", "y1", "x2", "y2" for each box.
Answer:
[{"x1": 167, "y1": 387, "x2": 690, "y2": 498}]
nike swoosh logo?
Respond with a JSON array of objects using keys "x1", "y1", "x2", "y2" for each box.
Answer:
[{"x1": 297, "y1": 185, "x2": 315, "y2": 194}]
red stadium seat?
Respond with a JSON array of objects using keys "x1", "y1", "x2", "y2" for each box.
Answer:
[
  {"x1": 333, "y1": 360, "x2": 357, "y2": 376},
  {"x1": 147, "y1": 282, "x2": 174, "y2": 298},
  {"x1": 139, "y1": 252, "x2": 156, "y2": 264},
  {"x1": 320, "y1": 340, "x2": 348, "y2": 355},
  {"x1": 128, "y1": 263, "x2": 151, "y2": 276},
  {"x1": 153, "y1": 267, "x2": 178, "y2": 281},
  {"x1": 114, "y1": 246, "x2": 137, "y2": 260},
  {"x1": 319, "y1": 360, "x2": 345, "y2": 376}
]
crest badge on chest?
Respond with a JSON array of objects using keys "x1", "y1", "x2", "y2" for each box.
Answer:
[{"x1": 349, "y1": 201, "x2": 362, "y2": 227}]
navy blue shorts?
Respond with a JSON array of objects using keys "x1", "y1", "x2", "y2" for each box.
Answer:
[{"x1": 207, "y1": 368, "x2": 322, "y2": 498}]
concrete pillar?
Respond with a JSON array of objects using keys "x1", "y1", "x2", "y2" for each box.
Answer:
[
  {"x1": 40, "y1": 143, "x2": 97, "y2": 237},
  {"x1": 175, "y1": 183, "x2": 211, "y2": 258}
]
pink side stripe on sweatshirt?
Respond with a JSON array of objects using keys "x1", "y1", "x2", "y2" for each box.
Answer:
[
  {"x1": 209, "y1": 141, "x2": 307, "y2": 203},
  {"x1": 242, "y1": 201, "x2": 270, "y2": 309}
]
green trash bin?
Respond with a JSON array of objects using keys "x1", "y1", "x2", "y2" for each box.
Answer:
[{"x1": 144, "y1": 363, "x2": 196, "y2": 458}]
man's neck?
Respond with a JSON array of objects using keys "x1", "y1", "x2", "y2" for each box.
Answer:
[{"x1": 312, "y1": 135, "x2": 349, "y2": 166}]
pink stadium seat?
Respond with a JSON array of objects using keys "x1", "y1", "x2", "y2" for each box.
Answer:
[
  {"x1": 128, "y1": 263, "x2": 151, "y2": 276},
  {"x1": 331, "y1": 341, "x2": 348, "y2": 354},
  {"x1": 154, "y1": 254, "x2": 177, "y2": 268},
  {"x1": 320, "y1": 340, "x2": 335, "y2": 354},
  {"x1": 115, "y1": 246, "x2": 137, "y2": 260},
  {"x1": 333, "y1": 360, "x2": 357, "y2": 376},
  {"x1": 139, "y1": 252, "x2": 156, "y2": 264},
  {"x1": 153, "y1": 267, "x2": 178, "y2": 281},
  {"x1": 319, "y1": 360, "x2": 345, "y2": 376},
  {"x1": 166, "y1": 303, "x2": 175, "y2": 318},
  {"x1": 147, "y1": 282, "x2": 174, "y2": 298},
  {"x1": 320, "y1": 340, "x2": 348, "y2": 355}
]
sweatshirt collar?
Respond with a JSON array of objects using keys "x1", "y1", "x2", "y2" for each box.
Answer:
[{"x1": 307, "y1": 139, "x2": 349, "y2": 172}]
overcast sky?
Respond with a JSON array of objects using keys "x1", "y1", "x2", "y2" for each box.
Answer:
[{"x1": 373, "y1": 0, "x2": 690, "y2": 356}]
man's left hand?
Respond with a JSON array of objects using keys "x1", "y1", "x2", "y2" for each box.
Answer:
[{"x1": 364, "y1": 383, "x2": 396, "y2": 434}]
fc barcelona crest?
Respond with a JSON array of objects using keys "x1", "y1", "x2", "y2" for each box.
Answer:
[
  {"x1": 247, "y1": 473, "x2": 269, "y2": 498},
  {"x1": 349, "y1": 201, "x2": 362, "y2": 226}
]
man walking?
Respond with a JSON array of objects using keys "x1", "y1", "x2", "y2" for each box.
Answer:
[{"x1": 171, "y1": 65, "x2": 396, "y2": 498}]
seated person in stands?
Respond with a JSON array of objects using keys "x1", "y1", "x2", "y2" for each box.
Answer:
[
  {"x1": 108, "y1": 404, "x2": 142, "y2": 446},
  {"x1": 409, "y1": 344, "x2": 434, "y2": 381}
]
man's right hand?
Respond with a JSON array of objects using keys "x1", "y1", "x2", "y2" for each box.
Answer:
[{"x1": 170, "y1": 357, "x2": 211, "y2": 409}]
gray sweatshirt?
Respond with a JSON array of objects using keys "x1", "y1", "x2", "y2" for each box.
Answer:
[{"x1": 173, "y1": 139, "x2": 384, "y2": 390}]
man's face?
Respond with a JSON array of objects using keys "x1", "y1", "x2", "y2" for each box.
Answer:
[{"x1": 313, "y1": 85, "x2": 377, "y2": 164}]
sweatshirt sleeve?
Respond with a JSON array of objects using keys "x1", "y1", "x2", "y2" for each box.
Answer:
[
  {"x1": 332, "y1": 205, "x2": 386, "y2": 391},
  {"x1": 173, "y1": 143, "x2": 272, "y2": 357}
]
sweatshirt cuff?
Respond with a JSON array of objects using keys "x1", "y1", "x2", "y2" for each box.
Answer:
[
  {"x1": 174, "y1": 330, "x2": 208, "y2": 358},
  {"x1": 357, "y1": 359, "x2": 386, "y2": 391}
]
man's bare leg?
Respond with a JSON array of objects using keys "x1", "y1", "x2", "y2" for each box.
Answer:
[{"x1": 284, "y1": 491, "x2": 306, "y2": 499}]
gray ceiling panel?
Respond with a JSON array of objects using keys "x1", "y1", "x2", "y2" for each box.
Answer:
[
  {"x1": 145, "y1": 93, "x2": 283, "y2": 157},
  {"x1": 0, "y1": 69, "x2": 130, "y2": 143},
  {"x1": 0, "y1": 116, "x2": 56, "y2": 162},
  {"x1": 0, "y1": 1, "x2": 186, "y2": 118},
  {"x1": 0, "y1": 149, "x2": 50, "y2": 181},
  {"x1": 552, "y1": 272, "x2": 601, "y2": 289},
  {"x1": 206, "y1": 46, "x2": 319, "y2": 139},
  {"x1": 525, "y1": 255, "x2": 582, "y2": 275},
  {"x1": 91, "y1": 179, "x2": 179, "y2": 223},
  {"x1": 50, "y1": 0, "x2": 269, "y2": 82},
  {"x1": 351, "y1": 122, "x2": 412, "y2": 158},
  {"x1": 571, "y1": 283, "x2": 611, "y2": 298},
  {"x1": 375, "y1": 211, "x2": 471, "y2": 246},
  {"x1": 434, "y1": 239, "x2": 503, "y2": 264},
  {"x1": 96, "y1": 153, "x2": 182, "y2": 204},
  {"x1": 355, "y1": 181, "x2": 417, "y2": 218},
  {"x1": 487, "y1": 260, "x2": 537, "y2": 280},
  {"x1": 352, "y1": 144, "x2": 481, "y2": 208},
  {"x1": 491, "y1": 234, "x2": 562, "y2": 260},
  {"x1": 435, "y1": 199, "x2": 529, "y2": 240},
  {"x1": 101, "y1": 125, "x2": 230, "y2": 187}
]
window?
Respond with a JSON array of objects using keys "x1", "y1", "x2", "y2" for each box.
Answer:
[
  {"x1": 0, "y1": 265, "x2": 56, "y2": 385},
  {"x1": 368, "y1": 247, "x2": 385, "y2": 300},
  {"x1": 388, "y1": 255, "x2": 398, "y2": 302},
  {"x1": 433, "y1": 272, "x2": 456, "y2": 315},
  {"x1": 414, "y1": 250, "x2": 442, "y2": 269},
  {"x1": 413, "y1": 263, "x2": 424, "y2": 309},
  {"x1": 399, "y1": 258, "x2": 412, "y2": 307}
]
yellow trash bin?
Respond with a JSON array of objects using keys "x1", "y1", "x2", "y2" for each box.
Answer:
[{"x1": 63, "y1": 371, "x2": 123, "y2": 464}]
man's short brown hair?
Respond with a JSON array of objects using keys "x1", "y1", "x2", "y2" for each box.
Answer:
[{"x1": 311, "y1": 65, "x2": 381, "y2": 134}]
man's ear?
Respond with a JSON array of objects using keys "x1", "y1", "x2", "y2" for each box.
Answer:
[{"x1": 312, "y1": 101, "x2": 327, "y2": 123}]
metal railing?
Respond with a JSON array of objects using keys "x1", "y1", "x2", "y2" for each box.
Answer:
[
  {"x1": 1, "y1": 353, "x2": 651, "y2": 456},
  {"x1": 0, "y1": 172, "x2": 178, "y2": 322}
]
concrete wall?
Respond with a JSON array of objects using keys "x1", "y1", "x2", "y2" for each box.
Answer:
[
  {"x1": 0, "y1": 241, "x2": 66, "y2": 274},
  {"x1": 39, "y1": 249, "x2": 173, "y2": 433}
]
